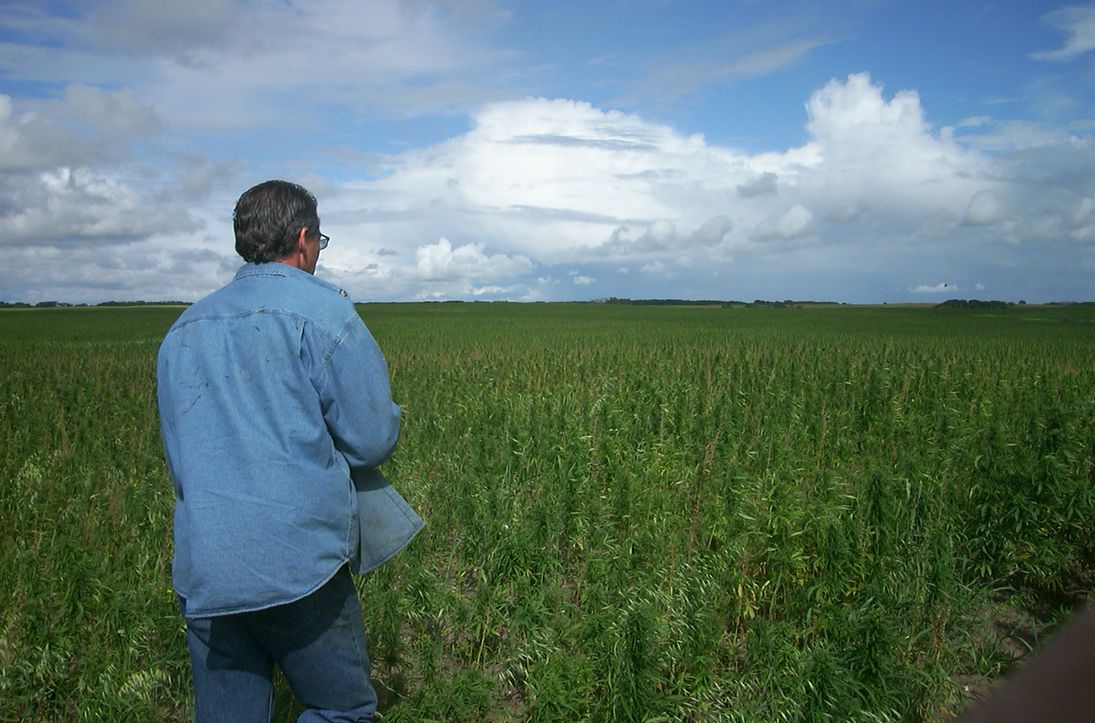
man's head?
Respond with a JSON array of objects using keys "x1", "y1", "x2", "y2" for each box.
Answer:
[{"x1": 233, "y1": 180, "x2": 324, "y2": 273}]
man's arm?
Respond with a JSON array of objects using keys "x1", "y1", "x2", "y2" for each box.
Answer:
[{"x1": 318, "y1": 318, "x2": 401, "y2": 471}]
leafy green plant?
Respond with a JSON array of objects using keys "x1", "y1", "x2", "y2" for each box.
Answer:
[{"x1": 2, "y1": 303, "x2": 1093, "y2": 720}]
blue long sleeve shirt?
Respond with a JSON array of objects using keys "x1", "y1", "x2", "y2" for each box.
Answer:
[{"x1": 157, "y1": 262, "x2": 421, "y2": 618}]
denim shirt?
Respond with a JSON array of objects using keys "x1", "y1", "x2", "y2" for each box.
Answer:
[{"x1": 157, "y1": 263, "x2": 422, "y2": 618}]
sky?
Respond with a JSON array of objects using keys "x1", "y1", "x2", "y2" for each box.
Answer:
[{"x1": 1, "y1": 0, "x2": 1095, "y2": 304}]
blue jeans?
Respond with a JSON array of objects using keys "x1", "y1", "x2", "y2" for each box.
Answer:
[{"x1": 182, "y1": 565, "x2": 378, "y2": 722}]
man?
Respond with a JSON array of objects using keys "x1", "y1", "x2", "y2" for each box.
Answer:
[{"x1": 157, "y1": 180, "x2": 422, "y2": 722}]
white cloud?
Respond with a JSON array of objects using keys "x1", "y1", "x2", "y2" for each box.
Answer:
[
  {"x1": 800, "y1": 73, "x2": 988, "y2": 213},
  {"x1": 0, "y1": 87, "x2": 160, "y2": 171},
  {"x1": 910, "y1": 283, "x2": 956, "y2": 294},
  {"x1": 690, "y1": 215, "x2": 734, "y2": 245},
  {"x1": 339, "y1": 97, "x2": 743, "y2": 269},
  {"x1": 644, "y1": 37, "x2": 833, "y2": 104},
  {"x1": 957, "y1": 119, "x2": 1070, "y2": 153},
  {"x1": 965, "y1": 190, "x2": 1007, "y2": 225},
  {"x1": 87, "y1": 0, "x2": 239, "y2": 63},
  {"x1": 60, "y1": 84, "x2": 161, "y2": 137},
  {"x1": 397, "y1": 236, "x2": 534, "y2": 297},
  {"x1": 0, "y1": 236, "x2": 236, "y2": 304},
  {"x1": 415, "y1": 237, "x2": 531, "y2": 282},
  {"x1": 737, "y1": 172, "x2": 778, "y2": 198},
  {"x1": 806, "y1": 73, "x2": 929, "y2": 145},
  {"x1": 753, "y1": 204, "x2": 814, "y2": 240},
  {"x1": 2, "y1": 33, "x2": 1093, "y2": 305},
  {"x1": 1032, "y1": 5, "x2": 1095, "y2": 61},
  {"x1": 200, "y1": 76, "x2": 1095, "y2": 300},
  {"x1": 827, "y1": 203, "x2": 862, "y2": 223},
  {"x1": 958, "y1": 115, "x2": 992, "y2": 128},
  {"x1": 0, "y1": 0, "x2": 513, "y2": 133},
  {"x1": 1, "y1": 167, "x2": 199, "y2": 246}
]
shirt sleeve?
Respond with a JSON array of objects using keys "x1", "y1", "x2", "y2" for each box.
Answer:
[{"x1": 317, "y1": 315, "x2": 401, "y2": 471}]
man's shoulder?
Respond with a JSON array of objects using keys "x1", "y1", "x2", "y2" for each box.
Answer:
[
  {"x1": 270, "y1": 268, "x2": 360, "y2": 335},
  {"x1": 172, "y1": 264, "x2": 358, "y2": 334}
]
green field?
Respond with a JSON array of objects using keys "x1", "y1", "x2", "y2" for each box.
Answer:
[{"x1": 1, "y1": 303, "x2": 1093, "y2": 721}]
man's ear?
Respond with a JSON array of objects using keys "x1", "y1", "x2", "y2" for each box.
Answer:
[{"x1": 296, "y1": 227, "x2": 310, "y2": 254}]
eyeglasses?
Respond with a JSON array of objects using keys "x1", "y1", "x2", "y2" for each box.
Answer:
[{"x1": 318, "y1": 233, "x2": 329, "y2": 250}]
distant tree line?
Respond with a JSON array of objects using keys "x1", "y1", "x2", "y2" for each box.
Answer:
[
  {"x1": 745, "y1": 299, "x2": 843, "y2": 308},
  {"x1": 934, "y1": 299, "x2": 1014, "y2": 309},
  {"x1": 600, "y1": 297, "x2": 730, "y2": 306},
  {"x1": 0, "y1": 300, "x2": 188, "y2": 309},
  {"x1": 3, "y1": 297, "x2": 1092, "y2": 311},
  {"x1": 598, "y1": 297, "x2": 844, "y2": 308}
]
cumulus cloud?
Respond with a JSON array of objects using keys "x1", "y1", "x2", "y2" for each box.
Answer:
[
  {"x1": 1071, "y1": 194, "x2": 1095, "y2": 243},
  {"x1": 753, "y1": 204, "x2": 814, "y2": 240},
  {"x1": 806, "y1": 72, "x2": 928, "y2": 143},
  {"x1": 60, "y1": 84, "x2": 161, "y2": 137},
  {"x1": 737, "y1": 172, "x2": 778, "y2": 198},
  {"x1": 0, "y1": 236, "x2": 235, "y2": 304},
  {"x1": 3, "y1": 38, "x2": 1092, "y2": 304},
  {"x1": 910, "y1": 282, "x2": 956, "y2": 294},
  {"x1": 88, "y1": 0, "x2": 240, "y2": 65},
  {"x1": 407, "y1": 237, "x2": 532, "y2": 297},
  {"x1": 459, "y1": 98, "x2": 699, "y2": 225},
  {"x1": 174, "y1": 155, "x2": 242, "y2": 202},
  {"x1": 1032, "y1": 5, "x2": 1095, "y2": 61},
  {"x1": 827, "y1": 203, "x2": 862, "y2": 223},
  {"x1": 0, "y1": 87, "x2": 160, "y2": 171},
  {"x1": 0, "y1": 168, "x2": 199, "y2": 246},
  {"x1": 300, "y1": 73, "x2": 1092, "y2": 300},
  {"x1": 0, "y1": 0, "x2": 515, "y2": 137},
  {"x1": 344, "y1": 97, "x2": 738, "y2": 270},
  {"x1": 690, "y1": 215, "x2": 734, "y2": 245},
  {"x1": 140, "y1": 1, "x2": 509, "y2": 129},
  {"x1": 0, "y1": 73, "x2": 211, "y2": 302},
  {"x1": 415, "y1": 237, "x2": 531, "y2": 281},
  {"x1": 800, "y1": 73, "x2": 987, "y2": 213},
  {"x1": 964, "y1": 190, "x2": 1007, "y2": 225}
]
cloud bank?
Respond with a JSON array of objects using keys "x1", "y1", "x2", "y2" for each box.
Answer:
[
  {"x1": 313, "y1": 73, "x2": 1091, "y2": 301},
  {"x1": 0, "y1": 0, "x2": 1093, "y2": 304}
]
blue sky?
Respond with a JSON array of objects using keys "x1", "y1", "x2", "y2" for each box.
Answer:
[{"x1": 1, "y1": 0, "x2": 1094, "y2": 303}]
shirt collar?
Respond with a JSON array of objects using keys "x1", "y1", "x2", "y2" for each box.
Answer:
[{"x1": 234, "y1": 262, "x2": 349, "y2": 298}]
